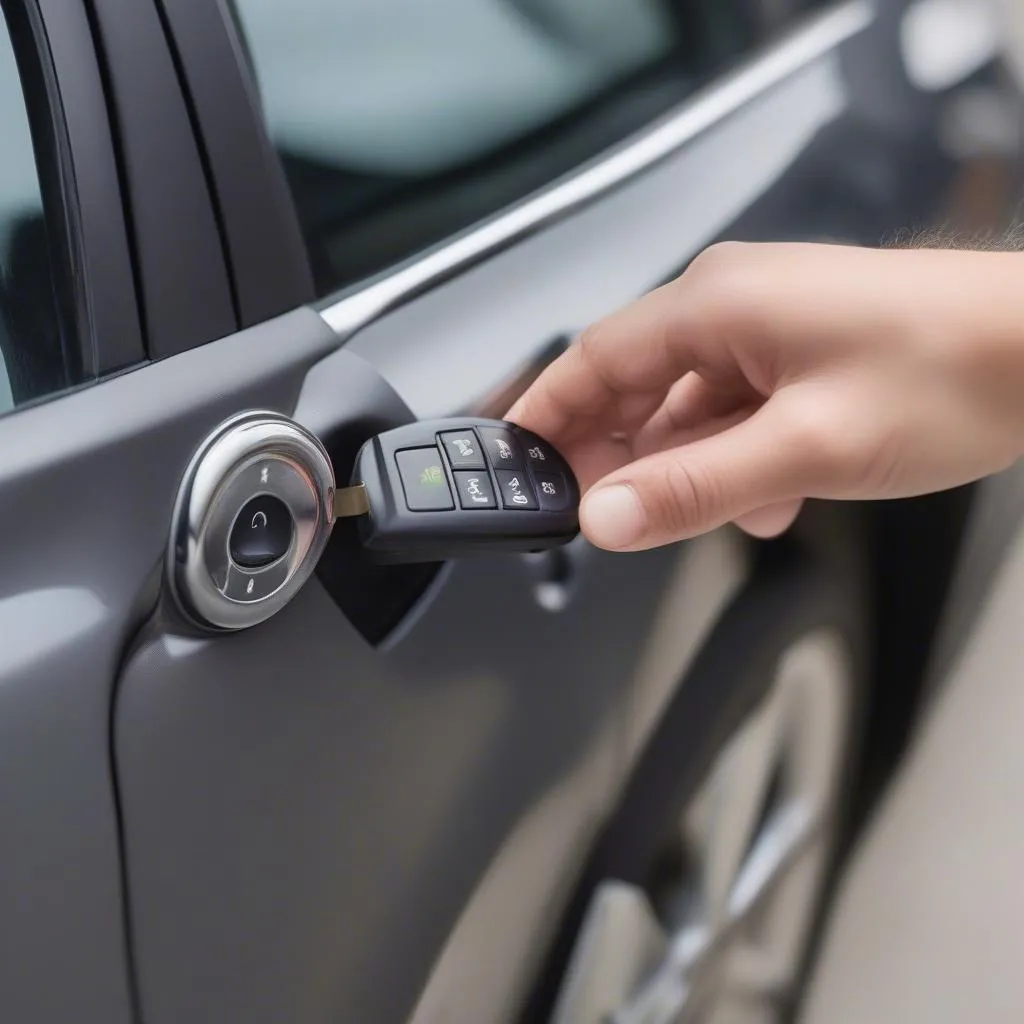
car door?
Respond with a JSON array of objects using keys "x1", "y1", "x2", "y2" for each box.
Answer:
[{"x1": 1, "y1": 1, "x2": 963, "y2": 1023}]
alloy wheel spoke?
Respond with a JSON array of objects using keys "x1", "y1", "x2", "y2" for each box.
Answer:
[{"x1": 691, "y1": 687, "x2": 786, "y2": 927}]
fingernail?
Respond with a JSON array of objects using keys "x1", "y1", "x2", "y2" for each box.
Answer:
[{"x1": 582, "y1": 484, "x2": 645, "y2": 550}]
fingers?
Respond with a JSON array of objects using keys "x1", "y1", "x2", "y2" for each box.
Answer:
[
  {"x1": 508, "y1": 241, "x2": 808, "y2": 447},
  {"x1": 512, "y1": 241, "x2": 903, "y2": 421},
  {"x1": 637, "y1": 373, "x2": 801, "y2": 538},
  {"x1": 733, "y1": 500, "x2": 804, "y2": 538},
  {"x1": 579, "y1": 399, "x2": 817, "y2": 550},
  {"x1": 507, "y1": 241, "x2": 902, "y2": 551},
  {"x1": 507, "y1": 281, "x2": 696, "y2": 444},
  {"x1": 552, "y1": 434, "x2": 634, "y2": 495},
  {"x1": 633, "y1": 372, "x2": 762, "y2": 457}
]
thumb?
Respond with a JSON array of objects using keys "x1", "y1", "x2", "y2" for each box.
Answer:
[{"x1": 580, "y1": 403, "x2": 818, "y2": 550}]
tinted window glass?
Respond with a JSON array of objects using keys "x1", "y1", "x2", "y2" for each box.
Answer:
[
  {"x1": 231, "y1": 1, "x2": 768, "y2": 297},
  {"x1": 0, "y1": 5, "x2": 74, "y2": 413}
]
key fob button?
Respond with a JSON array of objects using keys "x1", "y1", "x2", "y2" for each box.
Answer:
[
  {"x1": 495, "y1": 470, "x2": 539, "y2": 510},
  {"x1": 440, "y1": 430, "x2": 486, "y2": 470},
  {"x1": 533, "y1": 471, "x2": 571, "y2": 512},
  {"x1": 522, "y1": 438, "x2": 557, "y2": 467},
  {"x1": 454, "y1": 470, "x2": 497, "y2": 509},
  {"x1": 229, "y1": 494, "x2": 294, "y2": 568},
  {"x1": 479, "y1": 427, "x2": 524, "y2": 470},
  {"x1": 396, "y1": 447, "x2": 455, "y2": 511}
]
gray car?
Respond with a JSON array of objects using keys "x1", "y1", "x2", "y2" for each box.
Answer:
[{"x1": 0, "y1": 1, "x2": 1019, "y2": 1022}]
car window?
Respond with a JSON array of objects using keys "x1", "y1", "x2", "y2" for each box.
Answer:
[
  {"x1": 230, "y1": 0, "x2": 786, "y2": 298},
  {"x1": 0, "y1": 5, "x2": 75, "y2": 414}
]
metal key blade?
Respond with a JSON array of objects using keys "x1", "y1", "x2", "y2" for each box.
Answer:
[{"x1": 333, "y1": 483, "x2": 370, "y2": 519}]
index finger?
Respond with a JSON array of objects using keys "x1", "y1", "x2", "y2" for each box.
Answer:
[{"x1": 507, "y1": 281, "x2": 693, "y2": 444}]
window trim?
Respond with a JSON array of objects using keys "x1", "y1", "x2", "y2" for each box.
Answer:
[
  {"x1": 84, "y1": 0, "x2": 236, "y2": 359},
  {"x1": 318, "y1": 0, "x2": 872, "y2": 339},
  {"x1": 1, "y1": 0, "x2": 144, "y2": 386},
  {"x1": 148, "y1": 0, "x2": 316, "y2": 333}
]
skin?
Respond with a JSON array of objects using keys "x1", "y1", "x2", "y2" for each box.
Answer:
[{"x1": 508, "y1": 242, "x2": 1024, "y2": 551}]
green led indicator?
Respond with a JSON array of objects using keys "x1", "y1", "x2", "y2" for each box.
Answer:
[{"x1": 420, "y1": 465, "x2": 444, "y2": 486}]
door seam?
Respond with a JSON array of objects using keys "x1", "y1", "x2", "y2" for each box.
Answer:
[{"x1": 149, "y1": 0, "x2": 242, "y2": 328}]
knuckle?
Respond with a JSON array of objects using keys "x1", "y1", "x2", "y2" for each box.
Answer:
[
  {"x1": 779, "y1": 397, "x2": 874, "y2": 486},
  {"x1": 687, "y1": 241, "x2": 747, "y2": 280},
  {"x1": 643, "y1": 455, "x2": 720, "y2": 537},
  {"x1": 576, "y1": 312, "x2": 667, "y2": 394},
  {"x1": 681, "y1": 244, "x2": 761, "y2": 339},
  {"x1": 575, "y1": 320, "x2": 606, "y2": 359},
  {"x1": 575, "y1": 321, "x2": 618, "y2": 382}
]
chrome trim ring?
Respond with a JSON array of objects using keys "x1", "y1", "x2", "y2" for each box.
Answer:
[{"x1": 168, "y1": 411, "x2": 335, "y2": 630}]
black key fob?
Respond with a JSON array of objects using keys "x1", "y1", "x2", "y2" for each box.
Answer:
[{"x1": 345, "y1": 418, "x2": 580, "y2": 563}]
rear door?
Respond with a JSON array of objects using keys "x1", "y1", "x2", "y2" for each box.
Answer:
[{"x1": 0, "y1": 2, "x2": 884, "y2": 1023}]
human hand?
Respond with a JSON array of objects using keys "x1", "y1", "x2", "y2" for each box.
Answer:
[{"x1": 508, "y1": 242, "x2": 1024, "y2": 551}]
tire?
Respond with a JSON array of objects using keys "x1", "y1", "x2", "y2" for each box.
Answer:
[{"x1": 528, "y1": 557, "x2": 869, "y2": 1024}]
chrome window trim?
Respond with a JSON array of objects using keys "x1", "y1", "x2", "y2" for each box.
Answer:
[{"x1": 318, "y1": 0, "x2": 873, "y2": 341}]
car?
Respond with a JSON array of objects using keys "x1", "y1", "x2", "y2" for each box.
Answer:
[{"x1": 0, "y1": 1, "x2": 1020, "y2": 1022}]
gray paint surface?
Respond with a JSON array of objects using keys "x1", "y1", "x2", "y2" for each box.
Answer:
[{"x1": 117, "y1": 547, "x2": 676, "y2": 1024}]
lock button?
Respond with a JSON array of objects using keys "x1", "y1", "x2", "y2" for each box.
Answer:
[{"x1": 229, "y1": 494, "x2": 294, "y2": 568}]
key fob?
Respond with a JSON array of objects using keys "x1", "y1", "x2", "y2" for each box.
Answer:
[{"x1": 347, "y1": 418, "x2": 580, "y2": 563}]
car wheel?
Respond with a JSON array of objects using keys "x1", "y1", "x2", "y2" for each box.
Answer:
[{"x1": 543, "y1": 558, "x2": 868, "y2": 1024}]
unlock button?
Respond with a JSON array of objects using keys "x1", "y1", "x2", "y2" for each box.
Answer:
[{"x1": 229, "y1": 494, "x2": 294, "y2": 568}]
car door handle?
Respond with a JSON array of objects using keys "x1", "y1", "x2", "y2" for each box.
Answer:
[{"x1": 523, "y1": 533, "x2": 592, "y2": 612}]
